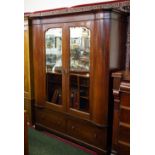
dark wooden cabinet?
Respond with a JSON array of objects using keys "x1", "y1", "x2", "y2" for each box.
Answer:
[
  {"x1": 111, "y1": 71, "x2": 130, "y2": 155},
  {"x1": 27, "y1": 6, "x2": 128, "y2": 154}
]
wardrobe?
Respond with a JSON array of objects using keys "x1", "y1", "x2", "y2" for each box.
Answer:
[{"x1": 25, "y1": 4, "x2": 128, "y2": 154}]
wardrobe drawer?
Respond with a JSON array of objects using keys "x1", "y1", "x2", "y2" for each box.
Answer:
[
  {"x1": 35, "y1": 109, "x2": 66, "y2": 132},
  {"x1": 67, "y1": 119, "x2": 106, "y2": 149}
]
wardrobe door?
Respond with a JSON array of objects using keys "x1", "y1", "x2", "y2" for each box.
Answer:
[
  {"x1": 66, "y1": 21, "x2": 94, "y2": 120},
  {"x1": 43, "y1": 24, "x2": 66, "y2": 112}
]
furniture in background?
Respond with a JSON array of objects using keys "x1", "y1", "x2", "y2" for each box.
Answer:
[
  {"x1": 24, "y1": 17, "x2": 34, "y2": 124},
  {"x1": 111, "y1": 71, "x2": 130, "y2": 155},
  {"x1": 111, "y1": 11, "x2": 130, "y2": 155},
  {"x1": 24, "y1": 110, "x2": 28, "y2": 155}
]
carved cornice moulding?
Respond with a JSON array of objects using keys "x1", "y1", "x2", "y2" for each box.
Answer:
[{"x1": 24, "y1": 0, "x2": 130, "y2": 18}]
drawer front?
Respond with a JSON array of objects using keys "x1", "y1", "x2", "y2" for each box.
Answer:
[
  {"x1": 35, "y1": 109, "x2": 66, "y2": 133},
  {"x1": 67, "y1": 119, "x2": 107, "y2": 149}
]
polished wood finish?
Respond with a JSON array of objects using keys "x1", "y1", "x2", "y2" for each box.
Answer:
[
  {"x1": 92, "y1": 11, "x2": 127, "y2": 125},
  {"x1": 35, "y1": 108, "x2": 108, "y2": 155},
  {"x1": 24, "y1": 18, "x2": 34, "y2": 124},
  {"x1": 111, "y1": 71, "x2": 130, "y2": 155},
  {"x1": 28, "y1": 8, "x2": 128, "y2": 154}
]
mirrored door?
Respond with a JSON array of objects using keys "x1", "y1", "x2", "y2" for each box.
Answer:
[
  {"x1": 69, "y1": 27, "x2": 90, "y2": 113},
  {"x1": 45, "y1": 28, "x2": 63, "y2": 105}
]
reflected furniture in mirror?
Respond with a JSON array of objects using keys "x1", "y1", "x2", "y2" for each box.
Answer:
[
  {"x1": 46, "y1": 28, "x2": 63, "y2": 105},
  {"x1": 69, "y1": 27, "x2": 90, "y2": 113},
  {"x1": 28, "y1": 6, "x2": 128, "y2": 155}
]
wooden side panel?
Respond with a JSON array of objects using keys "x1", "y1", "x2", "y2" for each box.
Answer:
[
  {"x1": 109, "y1": 14, "x2": 127, "y2": 70},
  {"x1": 32, "y1": 22, "x2": 45, "y2": 106},
  {"x1": 92, "y1": 11, "x2": 127, "y2": 126},
  {"x1": 92, "y1": 13, "x2": 110, "y2": 125}
]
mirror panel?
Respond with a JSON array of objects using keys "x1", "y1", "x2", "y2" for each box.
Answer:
[
  {"x1": 45, "y1": 28, "x2": 62, "y2": 105},
  {"x1": 70, "y1": 27, "x2": 90, "y2": 72},
  {"x1": 69, "y1": 27, "x2": 90, "y2": 113}
]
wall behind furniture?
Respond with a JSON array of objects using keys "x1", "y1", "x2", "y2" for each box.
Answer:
[{"x1": 24, "y1": 0, "x2": 115, "y2": 12}]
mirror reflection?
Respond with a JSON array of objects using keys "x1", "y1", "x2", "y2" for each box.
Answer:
[
  {"x1": 46, "y1": 28, "x2": 62, "y2": 73},
  {"x1": 70, "y1": 27, "x2": 90, "y2": 72},
  {"x1": 45, "y1": 28, "x2": 62, "y2": 105},
  {"x1": 70, "y1": 27, "x2": 90, "y2": 113}
]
